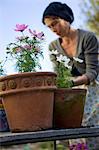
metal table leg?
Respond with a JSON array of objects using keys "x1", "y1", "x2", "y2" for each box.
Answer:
[{"x1": 53, "y1": 140, "x2": 57, "y2": 150}]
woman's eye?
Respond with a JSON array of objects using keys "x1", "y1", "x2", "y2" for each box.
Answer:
[
  {"x1": 52, "y1": 21, "x2": 58, "y2": 26},
  {"x1": 47, "y1": 20, "x2": 59, "y2": 28}
]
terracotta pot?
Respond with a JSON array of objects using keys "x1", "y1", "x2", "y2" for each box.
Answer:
[
  {"x1": 0, "y1": 72, "x2": 57, "y2": 132},
  {"x1": 53, "y1": 88, "x2": 87, "y2": 128}
]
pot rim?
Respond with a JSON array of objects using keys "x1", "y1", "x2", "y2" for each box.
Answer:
[
  {"x1": 55, "y1": 88, "x2": 87, "y2": 93},
  {"x1": 0, "y1": 86, "x2": 57, "y2": 96},
  {"x1": 0, "y1": 72, "x2": 57, "y2": 81}
]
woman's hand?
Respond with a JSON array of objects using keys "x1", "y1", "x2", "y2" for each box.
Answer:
[{"x1": 72, "y1": 74, "x2": 89, "y2": 86}]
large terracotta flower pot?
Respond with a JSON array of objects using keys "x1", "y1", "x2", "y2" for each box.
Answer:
[
  {"x1": 53, "y1": 88, "x2": 87, "y2": 128},
  {"x1": 0, "y1": 72, "x2": 57, "y2": 132}
]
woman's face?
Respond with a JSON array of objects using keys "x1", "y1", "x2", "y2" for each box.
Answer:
[{"x1": 44, "y1": 17, "x2": 70, "y2": 37}]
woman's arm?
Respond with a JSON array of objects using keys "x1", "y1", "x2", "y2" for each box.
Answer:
[
  {"x1": 73, "y1": 74, "x2": 89, "y2": 86},
  {"x1": 73, "y1": 32, "x2": 99, "y2": 86}
]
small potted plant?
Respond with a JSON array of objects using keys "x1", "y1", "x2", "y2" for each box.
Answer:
[
  {"x1": 0, "y1": 24, "x2": 57, "y2": 132},
  {"x1": 49, "y1": 49, "x2": 87, "y2": 128}
]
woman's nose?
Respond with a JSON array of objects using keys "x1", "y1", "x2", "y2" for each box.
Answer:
[{"x1": 50, "y1": 27, "x2": 57, "y2": 33}]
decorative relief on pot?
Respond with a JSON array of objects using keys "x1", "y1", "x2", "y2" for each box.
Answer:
[
  {"x1": 46, "y1": 77, "x2": 52, "y2": 86},
  {"x1": 54, "y1": 77, "x2": 57, "y2": 85},
  {"x1": 35, "y1": 77, "x2": 43, "y2": 86},
  {"x1": 32, "y1": 78, "x2": 35, "y2": 87},
  {"x1": 0, "y1": 72, "x2": 57, "y2": 94},
  {"x1": 22, "y1": 78, "x2": 31, "y2": 88},
  {"x1": 0, "y1": 82, "x2": 6, "y2": 91},
  {"x1": 8, "y1": 80, "x2": 17, "y2": 89}
]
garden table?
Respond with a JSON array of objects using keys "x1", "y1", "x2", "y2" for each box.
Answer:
[{"x1": 0, "y1": 126, "x2": 99, "y2": 149}]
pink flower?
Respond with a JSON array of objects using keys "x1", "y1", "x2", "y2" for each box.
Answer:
[
  {"x1": 37, "y1": 32, "x2": 44, "y2": 40},
  {"x1": 29, "y1": 29, "x2": 37, "y2": 36},
  {"x1": 23, "y1": 45, "x2": 32, "y2": 50},
  {"x1": 29, "y1": 29, "x2": 44, "y2": 40},
  {"x1": 15, "y1": 24, "x2": 28, "y2": 32},
  {"x1": 69, "y1": 143, "x2": 89, "y2": 150},
  {"x1": 35, "y1": 46, "x2": 40, "y2": 52},
  {"x1": 15, "y1": 47, "x2": 22, "y2": 52}
]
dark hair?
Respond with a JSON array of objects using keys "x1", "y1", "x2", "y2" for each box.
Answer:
[{"x1": 42, "y1": 2, "x2": 74, "y2": 24}]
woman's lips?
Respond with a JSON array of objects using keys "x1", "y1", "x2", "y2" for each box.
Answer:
[{"x1": 55, "y1": 32, "x2": 60, "y2": 35}]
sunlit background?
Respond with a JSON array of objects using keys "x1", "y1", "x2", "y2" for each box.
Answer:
[{"x1": 0, "y1": 0, "x2": 85, "y2": 74}]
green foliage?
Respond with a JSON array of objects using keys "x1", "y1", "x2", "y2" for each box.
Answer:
[
  {"x1": 0, "y1": 61, "x2": 4, "y2": 76},
  {"x1": 81, "y1": 0, "x2": 99, "y2": 36},
  {"x1": 37, "y1": 142, "x2": 66, "y2": 150},
  {"x1": 56, "y1": 62, "x2": 72, "y2": 88},
  {"x1": 0, "y1": 58, "x2": 7, "y2": 76}
]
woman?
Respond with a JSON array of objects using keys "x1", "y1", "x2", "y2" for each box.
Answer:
[{"x1": 42, "y1": 2, "x2": 99, "y2": 150}]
